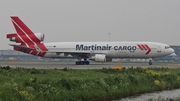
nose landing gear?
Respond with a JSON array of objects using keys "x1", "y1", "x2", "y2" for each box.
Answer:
[
  {"x1": 149, "y1": 59, "x2": 152, "y2": 65},
  {"x1": 75, "y1": 58, "x2": 90, "y2": 65}
]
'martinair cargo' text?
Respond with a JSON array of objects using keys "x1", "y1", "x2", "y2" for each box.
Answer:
[{"x1": 76, "y1": 44, "x2": 137, "y2": 51}]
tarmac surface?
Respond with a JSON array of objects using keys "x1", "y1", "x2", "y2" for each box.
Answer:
[{"x1": 1, "y1": 61, "x2": 180, "y2": 69}]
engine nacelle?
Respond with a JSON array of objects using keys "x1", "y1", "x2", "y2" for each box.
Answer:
[
  {"x1": 94, "y1": 54, "x2": 106, "y2": 62},
  {"x1": 8, "y1": 33, "x2": 45, "y2": 43},
  {"x1": 34, "y1": 33, "x2": 45, "y2": 41}
]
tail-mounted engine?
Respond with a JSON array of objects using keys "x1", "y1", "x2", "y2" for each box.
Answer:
[{"x1": 7, "y1": 33, "x2": 45, "y2": 43}]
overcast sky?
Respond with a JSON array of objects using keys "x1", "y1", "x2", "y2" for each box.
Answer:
[{"x1": 1, "y1": 0, "x2": 180, "y2": 50}]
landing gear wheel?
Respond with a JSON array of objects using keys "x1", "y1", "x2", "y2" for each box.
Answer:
[
  {"x1": 148, "y1": 59, "x2": 152, "y2": 65},
  {"x1": 75, "y1": 61, "x2": 90, "y2": 65},
  {"x1": 76, "y1": 61, "x2": 79, "y2": 65},
  {"x1": 85, "y1": 61, "x2": 89, "y2": 65}
]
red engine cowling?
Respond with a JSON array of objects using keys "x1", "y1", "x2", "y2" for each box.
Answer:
[{"x1": 7, "y1": 33, "x2": 45, "y2": 43}]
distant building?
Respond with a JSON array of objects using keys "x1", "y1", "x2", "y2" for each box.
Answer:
[
  {"x1": 170, "y1": 45, "x2": 180, "y2": 58},
  {"x1": 0, "y1": 50, "x2": 39, "y2": 61},
  {"x1": 0, "y1": 50, "x2": 71, "y2": 61}
]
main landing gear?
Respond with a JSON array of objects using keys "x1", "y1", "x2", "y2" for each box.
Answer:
[
  {"x1": 76, "y1": 61, "x2": 89, "y2": 65},
  {"x1": 75, "y1": 58, "x2": 90, "y2": 65}
]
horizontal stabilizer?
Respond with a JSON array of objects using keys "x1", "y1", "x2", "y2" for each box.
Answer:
[{"x1": 9, "y1": 44, "x2": 34, "y2": 50}]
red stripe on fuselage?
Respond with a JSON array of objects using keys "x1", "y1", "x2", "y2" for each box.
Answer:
[
  {"x1": 141, "y1": 44, "x2": 147, "y2": 50},
  {"x1": 144, "y1": 44, "x2": 151, "y2": 55},
  {"x1": 137, "y1": 44, "x2": 143, "y2": 50},
  {"x1": 137, "y1": 44, "x2": 152, "y2": 55}
]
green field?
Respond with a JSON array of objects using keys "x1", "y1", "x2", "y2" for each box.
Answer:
[{"x1": 1, "y1": 66, "x2": 180, "y2": 101}]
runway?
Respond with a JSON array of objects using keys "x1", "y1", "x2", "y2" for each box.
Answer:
[{"x1": 0, "y1": 61, "x2": 179, "y2": 69}]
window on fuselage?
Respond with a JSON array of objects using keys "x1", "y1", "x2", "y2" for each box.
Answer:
[{"x1": 165, "y1": 46, "x2": 170, "y2": 49}]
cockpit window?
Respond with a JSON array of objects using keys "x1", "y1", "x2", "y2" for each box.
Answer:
[{"x1": 165, "y1": 46, "x2": 170, "y2": 49}]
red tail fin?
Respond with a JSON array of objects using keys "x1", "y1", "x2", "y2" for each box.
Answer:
[
  {"x1": 11, "y1": 16, "x2": 33, "y2": 35},
  {"x1": 11, "y1": 16, "x2": 41, "y2": 45},
  {"x1": 7, "y1": 16, "x2": 48, "y2": 57}
]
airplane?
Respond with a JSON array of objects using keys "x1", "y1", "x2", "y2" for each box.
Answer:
[{"x1": 6, "y1": 16, "x2": 174, "y2": 65}]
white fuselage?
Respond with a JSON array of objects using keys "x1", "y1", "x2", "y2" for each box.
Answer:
[{"x1": 43, "y1": 41, "x2": 174, "y2": 59}]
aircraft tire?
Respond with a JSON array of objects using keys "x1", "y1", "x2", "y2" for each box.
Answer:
[
  {"x1": 149, "y1": 62, "x2": 152, "y2": 65},
  {"x1": 85, "y1": 61, "x2": 89, "y2": 65},
  {"x1": 76, "y1": 61, "x2": 90, "y2": 65},
  {"x1": 76, "y1": 61, "x2": 79, "y2": 65}
]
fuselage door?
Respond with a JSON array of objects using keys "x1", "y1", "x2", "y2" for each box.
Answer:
[{"x1": 157, "y1": 46, "x2": 161, "y2": 53}]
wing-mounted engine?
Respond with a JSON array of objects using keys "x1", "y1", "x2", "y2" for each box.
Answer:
[
  {"x1": 93, "y1": 54, "x2": 106, "y2": 62},
  {"x1": 7, "y1": 33, "x2": 45, "y2": 43}
]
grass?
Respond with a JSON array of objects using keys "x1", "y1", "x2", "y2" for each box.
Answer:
[{"x1": 0, "y1": 66, "x2": 180, "y2": 101}]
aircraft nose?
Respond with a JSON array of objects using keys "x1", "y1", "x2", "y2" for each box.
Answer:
[{"x1": 170, "y1": 48, "x2": 175, "y2": 54}]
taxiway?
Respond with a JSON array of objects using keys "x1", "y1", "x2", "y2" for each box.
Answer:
[{"x1": 0, "y1": 61, "x2": 179, "y2": 69}]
